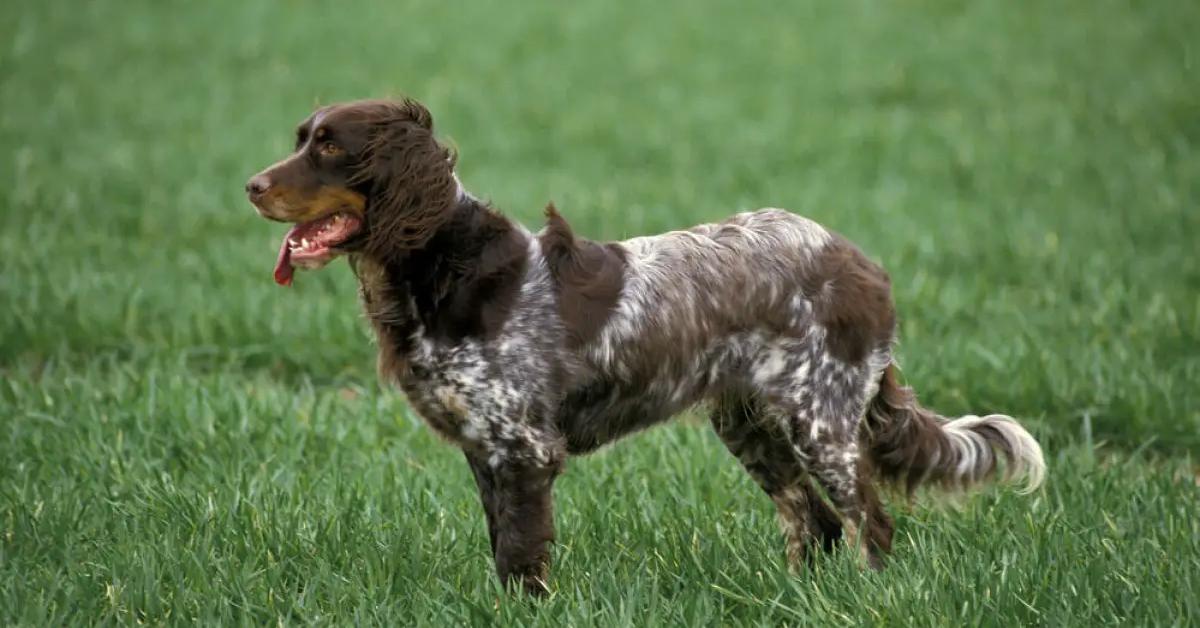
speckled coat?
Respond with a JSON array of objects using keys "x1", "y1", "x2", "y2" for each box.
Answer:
[
  {"x1": 355, "y1": 195, "x2": 1044, "y2": 593},
  {"x1": 250, "y1": 99, "x2": 1045, "y2": 596}
]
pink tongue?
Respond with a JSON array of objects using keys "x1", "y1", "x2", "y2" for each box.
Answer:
[{"x1": 273, "y1": 224, "x2": 303, "y2": 287}]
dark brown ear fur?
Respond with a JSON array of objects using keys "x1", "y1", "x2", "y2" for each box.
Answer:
[
  {"x1": 351, "y1": 99, "x2": 459, "y2": 258},
  {"x1": 539, "y1": 204, "x2": 627, "y2": 349}
]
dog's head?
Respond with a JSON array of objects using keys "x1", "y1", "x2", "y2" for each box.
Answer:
[{"x1": 246, "y1": 98, "x2": 457, "y2": 286}]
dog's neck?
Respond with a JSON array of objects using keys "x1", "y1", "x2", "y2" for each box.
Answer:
[
  {"x1": 356, "y1": 185, "x2": 529, "y2": 345},
  {"x1": 453, "y1": 172, "x2": 479, "y2": 205},
  {"x1": 405, "y1": 190, "x2": 521, "y2": 276}
]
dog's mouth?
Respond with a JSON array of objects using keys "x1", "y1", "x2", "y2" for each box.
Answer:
[{"x1": 273, "y1": 211, "x2": 364, "y2": 286}]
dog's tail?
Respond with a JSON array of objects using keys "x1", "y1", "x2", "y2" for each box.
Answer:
[{"x1": 863, "y1": 364, "x2": 1045, "y2": 495}]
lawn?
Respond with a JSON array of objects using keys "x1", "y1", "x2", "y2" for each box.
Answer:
[{"x1": 2, "y1": 0, "x2": 1198, "y2": 624}]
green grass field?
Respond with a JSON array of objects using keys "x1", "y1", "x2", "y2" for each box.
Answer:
[{"x1": 2, "y1": 0, "x2": 1198, "y2": 624}]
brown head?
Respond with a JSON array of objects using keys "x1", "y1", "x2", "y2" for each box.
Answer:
[{"x1": 245, "y1": 98, "x2": 459, "y2": 286}]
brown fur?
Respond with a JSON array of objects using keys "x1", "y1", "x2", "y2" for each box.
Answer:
[
  {"x1": 255, "y1": 185, "x2": 366, "y2": 223},
  {"x1": 352, "y1": 200, "x2": 530, "y2": 379},
  {"x1": 710, "y1": 392, "x2": 846, "y2": 564},
  {"x1": 855, "y1": 456, "x2": 895, "y2": 568},
  {"x1": 248, "y1": 98, "x2": 1044, "y2": 596},
  {"x1": 866, "y1": 366, "x2": 945, "y2": 494},
  {"x1": 866, "y1": 365, "x2": 1015, "y2": 494},
  {"x1": 464, "y1": 453, "x2": 562, "y2": 595},
  {"x1": 805, "y1": 233, "x2": 896, "y2": 364},
  {"x1": 347, "y1": 100, "x2": 461, "y2": 259},
  {"x1": 539, "y1": 203, "x2": 628, "y2": 349}
]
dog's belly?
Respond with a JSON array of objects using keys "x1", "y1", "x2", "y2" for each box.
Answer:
[{"x1": 554, "y1": 374, "x2": 712, "y2": 454}]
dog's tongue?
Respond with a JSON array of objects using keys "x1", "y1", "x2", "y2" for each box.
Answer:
[{"x1": 273, "y1": 224, "x2": 302, "y2": 287}]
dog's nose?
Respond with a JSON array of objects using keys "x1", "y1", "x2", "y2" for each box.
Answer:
[{"x1": 245, "y1": 175, "x2": 270, "y2": 199}]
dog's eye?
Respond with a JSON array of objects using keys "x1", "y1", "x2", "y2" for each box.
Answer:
[{"x1": 319, "y1": 141, "x2": 342, "y2": 156}]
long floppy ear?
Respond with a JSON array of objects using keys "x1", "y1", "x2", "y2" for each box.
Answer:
[{"x1": 353, "y1": 99, "x2": 459, "y2": 255}]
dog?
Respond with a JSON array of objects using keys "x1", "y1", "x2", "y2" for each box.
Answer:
[{"x1": 246, "y1": 98, "x2": 1045, "y2": 595}]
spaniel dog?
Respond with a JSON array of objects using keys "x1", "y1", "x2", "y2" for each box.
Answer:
[{"x1": 246, "y1": 98, "x2": 1045, "y2": 595}]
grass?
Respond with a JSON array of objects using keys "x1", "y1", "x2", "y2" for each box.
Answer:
[{"x1": 1, "y1": 0, "x2": 1198, "y2": 624}]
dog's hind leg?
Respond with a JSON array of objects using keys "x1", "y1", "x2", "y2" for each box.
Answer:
[
  {"x1": 710, "y1": 393, "x2": 842, "y2": 567},
  {"x1": 769, "y1": 359, "x2": 894, "y2": 569},
  {"x1": 796, "y1": 432, "x2": 893, "y2": 569}
]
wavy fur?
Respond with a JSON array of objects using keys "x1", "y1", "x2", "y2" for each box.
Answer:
[{"x1": 865, "y1": 365, "x2": 1046, "y2": 495}]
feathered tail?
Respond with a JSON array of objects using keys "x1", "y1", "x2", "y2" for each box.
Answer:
[{"x1": 864, "y1": 364, "x2": 1045, "y2": 495}]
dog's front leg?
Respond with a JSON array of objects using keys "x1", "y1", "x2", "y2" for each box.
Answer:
[
  {"x1": 464, "y1": 452, "x2": 500, "y2": 556},
  {"x1": 463, "y1": 441, "x2": 562, "y2": 596}
]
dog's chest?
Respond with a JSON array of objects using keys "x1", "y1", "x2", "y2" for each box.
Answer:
[
  {"x1": 397, "y1": 332, "x2": 551, "y2": 453},
  {"x1": 353, "y1": 258, "x2": 487, "y2": 442},
  {"x1": 397, "y1": 342, "x2": 492, "y2": 443}
]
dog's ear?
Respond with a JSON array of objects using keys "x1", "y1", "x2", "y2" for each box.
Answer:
[
  {"x1": 353, "y1": 100, "x2": 458, "y2": 252},
  {"x1": 399, "y1": 98, "x2": 434, "y2": 132}
]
